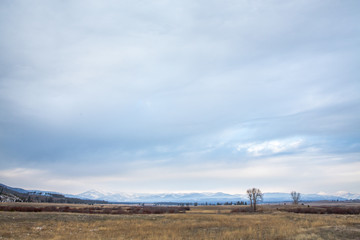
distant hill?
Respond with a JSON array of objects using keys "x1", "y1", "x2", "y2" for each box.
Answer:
[
  {"x1": 1, "y1": 183, "x2": 358, "y2": 204},
  {"x1": 0, "y1": 183, "x2": 107, "y2": 204}
]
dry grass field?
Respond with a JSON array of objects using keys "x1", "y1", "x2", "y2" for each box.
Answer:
[{"x1": 0, "y1": 203, "x2": 360, "y2": 239}]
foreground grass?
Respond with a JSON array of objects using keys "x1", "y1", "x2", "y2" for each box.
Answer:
[{"x1": 0, "y1": 205, "x2": 360, "y2": 239}]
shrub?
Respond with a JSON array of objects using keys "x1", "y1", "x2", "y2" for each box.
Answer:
[
  {"x1": 281, "y1": 206, "x2": 360, "y2": 215},
  {"x1": 0, "y1": 204, "x2": 189, "y2": 215}
]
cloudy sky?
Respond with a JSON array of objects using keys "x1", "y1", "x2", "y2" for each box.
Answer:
[{"x1": 0, "y1": 0, "x2": 359, "y2": 195}]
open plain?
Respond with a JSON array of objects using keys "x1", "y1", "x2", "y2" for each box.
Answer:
[{"x1": 0, "y1": 203, "x2": 360, "y2": 239}]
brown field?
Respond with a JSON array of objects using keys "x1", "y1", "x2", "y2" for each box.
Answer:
[{"x1": 1, "y1": 203, "x2": 360, "y2": 239}]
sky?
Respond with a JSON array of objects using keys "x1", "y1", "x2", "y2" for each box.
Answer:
[{"x1": 0, "y1": 0, "x2": 359, "y2": 195}]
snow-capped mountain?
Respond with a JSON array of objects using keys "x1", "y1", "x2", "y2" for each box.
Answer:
[
  {"x1": 77, "y1": 189, "x2": 109, "y2": 200},
  {"x1": 76, "y1": 190, "x2": 248, "y2": 203},
  {"x1": 333, "y1": 191, "x2": 360, "y2": 200},
  {"x1": 75, "y1": 190, "x2": 354, "y2": 203}
]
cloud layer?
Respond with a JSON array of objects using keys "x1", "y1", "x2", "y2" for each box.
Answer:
[{"x1": 0, "y1": 0, "x2": 359, "y2": 194}]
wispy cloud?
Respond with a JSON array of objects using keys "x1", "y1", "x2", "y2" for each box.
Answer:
[
  {"x1": 237, "y1": 138, "x2": 304, "y2": 156},
  {"x1": 0, "y1": 168, "x2": 46, "y2": 178}
]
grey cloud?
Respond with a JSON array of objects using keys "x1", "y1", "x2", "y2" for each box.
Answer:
[{"x1": 0, "y1": 0, "x2": 359, "y2": 193}]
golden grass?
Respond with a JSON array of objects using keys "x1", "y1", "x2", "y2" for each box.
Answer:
[{"x1": 0, "y1": 204, "x2": 360, "y2": 239}]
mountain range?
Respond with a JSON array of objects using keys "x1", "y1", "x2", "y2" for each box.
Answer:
[
  {"x1": 76, "y1": 189, "x2": 359, "y2": 203},
  {"x1": 1, "y1": 183, "x2": 359, "y2": 203}
]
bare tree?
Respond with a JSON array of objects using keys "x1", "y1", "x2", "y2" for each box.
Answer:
[
  {"x1": 252, "y1": 188, "x2": 263, "y2": 211},
  {"x1": 247, "y1": 188, "x2": 263, "y2": 211},
  {"x1": 246, "y1": 189, "x2": 253, "y2": 208},
  {"x1": 290, "y1": 191, "x2": 301, "y2": 205}
]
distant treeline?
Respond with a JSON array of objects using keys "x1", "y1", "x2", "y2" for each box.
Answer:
[{"x1": 159, "y1": 201, "x2": 247, "y2": 206}]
